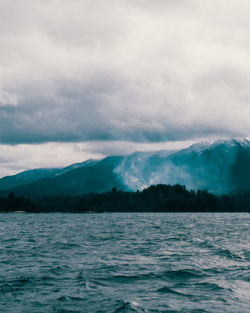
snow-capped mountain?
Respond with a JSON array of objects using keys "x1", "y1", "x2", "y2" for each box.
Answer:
[
  {"x1": 116, "y1": 139, "x2": 250, "y2": 193},
  {"x1": 0, "y1": 139, "x2": 249, "y2": 197}
]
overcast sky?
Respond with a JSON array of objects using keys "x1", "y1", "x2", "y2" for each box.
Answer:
[{"x1": 0, "y1": 0, "x2": 250, "y2": 176}]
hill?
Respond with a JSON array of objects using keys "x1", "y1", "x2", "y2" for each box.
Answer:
[{"x1": 0, "y1": 139, "x2": 249, "y2": 198}]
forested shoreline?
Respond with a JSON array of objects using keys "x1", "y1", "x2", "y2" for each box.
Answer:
[{"x1": 0, "y1": 184, "x2": 249, "y2": 213}]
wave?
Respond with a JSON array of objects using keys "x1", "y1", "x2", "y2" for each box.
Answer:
[
  {"x1": 195, "y1": 282, "x2": 226, "y2": 292},
  {"x1": 107, "y1": 272, "x2": 158, "y2": 282},
  {"x1": 215, "y1": 248, "x2": 244, "y2": 260},
  {"x1": 161, "y1": 269, "x2": 206, "y2": 280},
  {"x1": 157, "y1": 285, "x2": 188, "y2": 296},
  {"x1": 1, "y1": 213, "x2": 249, "y2": 313},
  {"x1": 112, "y1": 300, "x2": 146, "y2": 313},
  {"x1": 57, "y1": 295, "x2": 85, "y2": 302},
  {"x1": 99, "y1": 268, "x2": 206, "y2": 285}
]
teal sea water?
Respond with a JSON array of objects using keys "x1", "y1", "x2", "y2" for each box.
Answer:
[{"x1": 0, "y1": 213, "x2": 249, "y2": 313}]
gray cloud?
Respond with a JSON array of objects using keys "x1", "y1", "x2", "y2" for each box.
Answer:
[{"x1": 0, "y1": 0, "x2": 250, "y2": 147}]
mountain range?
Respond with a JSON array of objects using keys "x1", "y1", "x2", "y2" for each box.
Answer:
[{"x1": 0, "y1": 139, "x2": 249, "y2": 198}]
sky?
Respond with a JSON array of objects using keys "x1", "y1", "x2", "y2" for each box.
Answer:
[{"x1": 1, "y1": 0, "x2": 250, "y2": 177}]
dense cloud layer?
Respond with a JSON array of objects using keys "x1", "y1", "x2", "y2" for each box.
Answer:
[{"x1": 1, "y1": 0, "x2": 250, "y2": 146}]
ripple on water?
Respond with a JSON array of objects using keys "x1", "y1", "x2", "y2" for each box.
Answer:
[{"x1": 0, "y1": 213, "x2": 249, "y2": 313}]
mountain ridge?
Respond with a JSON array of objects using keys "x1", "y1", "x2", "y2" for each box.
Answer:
[{"x1": 0, "y1": 138, "x2": 249, "y2": 198}]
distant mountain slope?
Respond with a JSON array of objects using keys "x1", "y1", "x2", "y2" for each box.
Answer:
[
  {"x1": 168, "y1": 139, "x2": 250, "y2": 193},
  {"x1": 115, "y1": 139, "x2": 250, "y2": 194},
  {"x1": 0, "y1": 139, "x2": 249, "y2": 197},
  {"x1": 0, "y1": 159, "x2": 98, "y2": 191},
  {"x1": 0, "y1": 168, "x2": 60, "y2": 191},
  {"x1": 0, "y1": 156, "x2": 126, "y2": 198}
]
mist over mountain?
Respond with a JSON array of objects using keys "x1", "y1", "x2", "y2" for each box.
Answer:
[
  {"x1": 118, "y1": 139, "x2": 250, "y2": 194},
  {"x1": 0, "y1": 139, "x2": 249, "y2": 198}
]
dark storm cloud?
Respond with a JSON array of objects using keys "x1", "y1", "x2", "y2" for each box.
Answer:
[
  {"x1": 0, "y1": 0, "x2": 250, "y2": 146},
  {"x1": 0, "y1": 74, "x2": 237, "y2": 145}
]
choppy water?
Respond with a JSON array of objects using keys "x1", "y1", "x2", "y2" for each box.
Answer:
[{"x1": 0, "y1": 213, "x2": 249, "y2": 313}]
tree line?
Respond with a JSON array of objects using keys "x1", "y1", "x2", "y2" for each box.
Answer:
[{"x1": 0, "y1": 184, "x2": 249, "y2": 213}]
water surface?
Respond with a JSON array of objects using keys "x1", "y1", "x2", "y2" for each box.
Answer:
[{"x1": 0, "y1": 213, "x2": 249, "y2": 312}]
